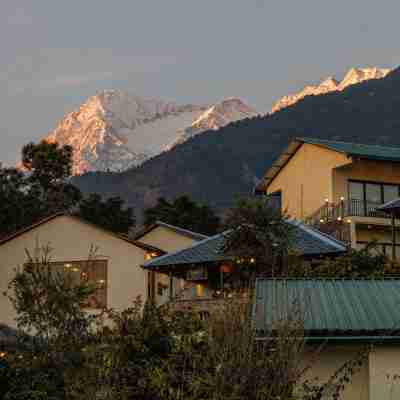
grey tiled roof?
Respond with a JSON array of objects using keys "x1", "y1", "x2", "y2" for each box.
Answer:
[
  {"x1": 143, "y1": 221, "x2": 347, "y2": 269},
  {"x1": 254, "y1": 278, "x2": 400, "y2": 340}
]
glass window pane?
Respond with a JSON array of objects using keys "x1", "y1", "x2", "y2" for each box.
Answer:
[
  {"x1": 384, "y1": 185, "x2": 399, "y2": 203},
  {"x1": 349, "y1": 182, "x2": 364, "y2": 200},
  {"x1": 365, "y1": 183, "x2": 381, "y2": 204}
]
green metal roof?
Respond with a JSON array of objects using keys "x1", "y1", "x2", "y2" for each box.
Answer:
[
  {"x1": 257, "y1": 137, "x2": 400, "y2": 192},
  {"x1": 142, "y1": 221, "x2": 347, "y2": 269},
  {"x1": 254, "y1": 279, "x2": 400, "y2": 340},
  {"x1": 298, "y1": 137, "x2": 400, "y2": 162}
]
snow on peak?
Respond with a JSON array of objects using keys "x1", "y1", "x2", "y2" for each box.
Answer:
[
  {"x1": 165, "y1": 98, "x2": 258, "y2": 150},
  {"x1": 43, "y1": 92, "x2": 256, "y2": 175},
  {"x1": 272, "y1": 67, "x2": 391, "y2": 113}
]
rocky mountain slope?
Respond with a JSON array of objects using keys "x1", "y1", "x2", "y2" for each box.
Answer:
[
  {"x1": 271, "y1": 67, "x2": 391, "y2": 113},
  {"x1": 45, "y1": 90, "x2": 257, "y2": 175},
  {"x1": 74, "y1": 67, "x2": 400, "y2": 217}
]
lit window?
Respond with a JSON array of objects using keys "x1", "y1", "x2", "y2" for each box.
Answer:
[{"x1": 26, "y1": 260, "x2": 108, "y2": 309}]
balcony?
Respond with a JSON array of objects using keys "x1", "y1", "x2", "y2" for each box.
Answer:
[
  {"x1": 306, "y1": 199, "x2": 389, "y2": 225},
  {"x1": 305, "y1": 199, "x2": 391, "y2": 242}
]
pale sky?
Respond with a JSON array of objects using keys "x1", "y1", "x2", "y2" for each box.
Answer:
[{"x1": 1, "y1": 0, "x2": 400, "y2": 164}]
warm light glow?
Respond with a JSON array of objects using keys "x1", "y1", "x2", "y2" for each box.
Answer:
[
  {"x1": 64, "y1": 263, "x2": 72, "y2": 269},
  {"x1": 0, "y1": 352, "x2": 6, "y2": 358},
  {"x1": 340, "y1": 196, "x2": 345, "y2": 201},
  {"x1": 250, "y1": 258, "x2": 255, "y2": 264},
  {"x1": 347, "y1": 219, "x2": 352, "y2": 224},
  {"x1": 98, "y1": 279, "x2": 106, "y2": 285},
  {"x1": 337, "y1": 217, "x2": 342, "y2": 221},
  {"x1": 325, "y1": 198, "x2": 329, "y2": 203},
  {"x1": 145, "y1": 252, "x2": 159, "y2": 261},
  {"x1": 71, "y1": 267, "x2": 80, "y2": 272},
  {"x1": 320, "y1": 219, "x2": 324, "y2": 223}
]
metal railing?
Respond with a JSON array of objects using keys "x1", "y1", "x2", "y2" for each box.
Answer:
[{"x1": 306, "y1": 199, "x2": 388, "y2": 226}]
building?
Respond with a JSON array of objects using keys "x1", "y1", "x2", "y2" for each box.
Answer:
[
  {"x1": 254, "y1": 278, "x2": 400, "y2": 400},
  {"x1": 0, "y1": 214, "x2": 208, "y2": 327},
  {"x1": 134, "y1": 221, "x2": 208, "y2": 304},
  {"x1": 256, "y1": 137, "x2": 400, "y2": 255},
  {"x1": 142, "y1": 220, "x2": 347, "y2": 314}
]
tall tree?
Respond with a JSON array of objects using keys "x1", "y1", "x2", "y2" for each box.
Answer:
[
  {"x1": 22, "y1": 141, "x2": 81, "y2": 212},
  {"x1": 143, "y1": 195, "x2": 220, "y2": 236},
  {"x1": 78, "y1": 193, "x2": 135, "y2": 234}
]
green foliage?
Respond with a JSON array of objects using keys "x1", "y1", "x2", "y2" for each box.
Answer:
[
  {"x1": 144, "y1": 195, "x2": 220, "y2": 236},
  {"x1": 0, "y1": 140, "x2": 135, "y2": 238},
  {"x1": 78, "y1": 193, "x2": 135, "y2": 234},
  {"x1": 223, "y1": 197, "x2": 294, "y2": 283}
]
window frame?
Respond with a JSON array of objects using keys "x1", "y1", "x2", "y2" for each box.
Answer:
[
  {"x1": 348, "y1": 179, "x2": 400, "y2": 205},
  {"x1": 26, "y1": 259, "x2": 108, "y2": 310}
]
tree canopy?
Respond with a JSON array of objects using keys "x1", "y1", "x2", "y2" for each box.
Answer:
[
  {"x1": 143, "y1": 195, "x2": 220, "y2": 236},
  {"x1": 0, "y1": 140, "x2": 134, "y2": 237}
]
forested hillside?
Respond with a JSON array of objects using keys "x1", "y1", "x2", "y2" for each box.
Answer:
[{"x1": 74, "y1": 67, "x2": 400, "y2": 215}]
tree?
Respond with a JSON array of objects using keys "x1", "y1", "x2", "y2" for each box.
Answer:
[
  {"x1": 22, "y1": 141, "x2": 81, "y2": 213},
  {"x1": 143, "y1": 195, "x2": 220, "y2": 236},
  {"x1": 223, "y1": 197, "x2": 294, "y2": 285},
  {"x1": 78, "y1": 193, "x2": 135, "y2": 234}
]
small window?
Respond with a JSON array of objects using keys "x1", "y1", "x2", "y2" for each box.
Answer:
[{"x1": 365, "y1": 183, "x2": 381, "y2": 204}]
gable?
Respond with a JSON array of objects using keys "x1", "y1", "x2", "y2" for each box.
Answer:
[{"x1": 138, "y1": 225, "x2": 199, "y2": 253}]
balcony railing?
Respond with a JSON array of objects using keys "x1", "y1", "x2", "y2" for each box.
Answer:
[{"x1": 306, "y1": 199, "x2": 389, "y2": 227}]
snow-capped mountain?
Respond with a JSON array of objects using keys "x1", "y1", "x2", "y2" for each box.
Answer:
[
  {"x1": 165, "y1": 98, "x2": 258, "y2": 150},
  {"x1": 271, "y1": 67, "x2": 391, "y2": 113},
  {"x1": 44, "y1": 90, "x2": 257, "y2": 175}
]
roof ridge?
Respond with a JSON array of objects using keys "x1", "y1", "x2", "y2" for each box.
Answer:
[{"x1": 297, "y1": 137, "x2": 400, "y2": 151}]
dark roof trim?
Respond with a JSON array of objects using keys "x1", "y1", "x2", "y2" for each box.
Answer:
[
  {"x1": 134, "y1": 221, "x2": 208, "y2": 242},
  {"x1": 0, "y1": 213, "x2": 164, "y2": 254}
]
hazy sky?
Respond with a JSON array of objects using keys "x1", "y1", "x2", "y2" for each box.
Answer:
[{"x1": 1, "y1": 0, "x2": 400, "y2": 164}]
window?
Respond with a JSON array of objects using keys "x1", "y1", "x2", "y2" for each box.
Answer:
[
  {"x1": 384, "y1": 185, "x2": 398, "y2": 203},
  {"x1": 365, "y1": 183, "x2": 381, "y2": 204},
  {"x1": 349, "y1": 182, "x2": 364, "y2": 201},
  {"x1": 30, "y1": 260, "x2": 108, "y2": 309},
  {"x1": 186, "y1": 267, "x2": 208, "y2": 281},
  {"x1": 349, "y1": 181, "x2": 400, "y2": 205}
]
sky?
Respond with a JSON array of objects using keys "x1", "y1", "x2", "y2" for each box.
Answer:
[{"x1": 1, "y1": 0, "x2": 400, "y2": 165}]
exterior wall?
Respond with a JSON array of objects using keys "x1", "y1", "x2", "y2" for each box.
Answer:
[
  {"x1": 267, "y1": 143, "x2": 350, "y2": 219},
  {"x1": 332, "y1": 159, "x2": 400, "y2": 203},
  {"x1": 0, "y1": 216, "x2": 149, "y2": 327},
  {"x1": 303, "y1": 345, "x2": 369, "y2": 400},
  {"x1": 138, "y1": 225, "x2": 200, "y2": 305},
  {"x1": 138, "y1": 225, "x2": 196, "y2": 253},
  {"x1": 369, "y1": 346, "x2": 400, "y2": 400}
]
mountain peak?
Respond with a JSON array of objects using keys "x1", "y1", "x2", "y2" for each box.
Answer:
[
  {"x1": 272, "y1": 66, "x2": 391, "y2": 113},
  {"x1": 42, "y1": 93, "x2": 256, "y2": 175}
]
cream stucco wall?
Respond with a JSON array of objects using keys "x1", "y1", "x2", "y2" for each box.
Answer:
[
  {"x1": 0, "y1": 216, "x2": 150, "y2": 327},
  {"x1": 138, "y1": 225, "x2": 196, "y2": 253},
  {"x1": 267, "y1": 143, "x2": 350, "y2": 219},
  {"x1": 303, "y1": 345, "x2": 369, "y2": 400},
  {"x1": 369, "y1": 346, "x2": 400, "y2": 400}
]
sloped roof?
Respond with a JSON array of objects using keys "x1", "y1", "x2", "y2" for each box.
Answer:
[
  {"x1": 0, "y1": 213, "x2": 164, "y2": 254},
  {"x1": 253, "y1": 278, "x2": 400, "y2": 340},
  {"x1": 257, "y1": 137, "x2": 400, "y2": 192},
  {"x1": 142, "y1": 221, "x2": 347, "y2": 269},
  {"x1": 134, "y1": 221, "x2": 208, "y2": 242}
]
